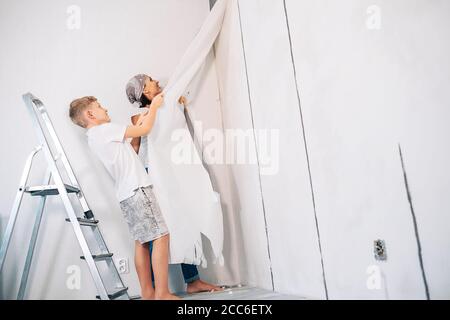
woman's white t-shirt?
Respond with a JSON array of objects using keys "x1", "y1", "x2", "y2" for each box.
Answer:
[
  {"x1": 138, "y1": 134, "x2": 149, "y2": 168},
  {"x1": 86, "y1": 122, "x2": 152, "y2": 202},
  {"x1": 130, "y1": 108, "x2": 150, "y2": 168}
]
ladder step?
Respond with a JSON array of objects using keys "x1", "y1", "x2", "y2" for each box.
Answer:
[
  {"x1": 96, "y1": 287, "x2": 129, "y2": 300},
  {"x1": 80, "y1": 253, "x2": 113, "y2": 262},
  {"x1": 65, "y1": 217, "x2": 99, "y2": 227},
  {"x1": 25, "y1": 184, "x2": 80, "y2": 196}
]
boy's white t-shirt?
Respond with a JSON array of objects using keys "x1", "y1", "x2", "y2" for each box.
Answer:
[{"x1": 86, "y1": 122, "x2": 152, "y2": 202}]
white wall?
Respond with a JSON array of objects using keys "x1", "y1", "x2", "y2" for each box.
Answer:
[
  {"x1": 0, "y1": 0, "x2": 241, "y2": 299},
  {"x1": 214, "y1": 0, "x2": 450, "y2": 299},
  {"x1": 213, "y1": 0, "x2": 275, "y2": 293},
  {"x1": 215, "y1": 0, "x2": 327, "y2": 299}
]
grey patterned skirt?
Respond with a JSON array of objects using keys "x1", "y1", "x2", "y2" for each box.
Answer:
[{"x1": 119, "y1": 185, "x2": 169, "y2": 244}]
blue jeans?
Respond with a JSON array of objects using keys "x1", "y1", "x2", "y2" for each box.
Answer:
[
  {"x1": 149, "y1": 240, "x2": 200, "y2": 284},
  {"x1": 144, "y1": 167, "x2": 200, "y2": 284}
]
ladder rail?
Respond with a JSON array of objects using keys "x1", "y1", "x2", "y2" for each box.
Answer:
[
  {"x1": 0, "y1": 145, "x2": 42, "y2": 272},
  {"x1": 93, "y1": 227, "x2": 129, "y2": 294},
  {"x1": 23, "y1": 93, "x2": 110, "y2": 300},
  {"x1": 17, "y1": 170, "x2": 51, "y2": 299}
]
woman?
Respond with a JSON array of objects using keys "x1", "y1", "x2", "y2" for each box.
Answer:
[{"x1": 125, "y1": 74, "x2": 222, "y2": 294}]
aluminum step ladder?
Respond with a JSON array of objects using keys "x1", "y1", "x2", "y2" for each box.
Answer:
[{"x1": 0, "y1": 93, "x2": 129, "y2": 300}]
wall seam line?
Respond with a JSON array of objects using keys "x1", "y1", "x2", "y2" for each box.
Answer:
[
  {"x1": 283, "y1": 0, "x2": 329, "y2": 300},
  {"x1": 237, "y1": 0, "x2": 275, "y2": 291},
  {"x1": 398, "y1": 144, "x2": 430, "y2": 300}
]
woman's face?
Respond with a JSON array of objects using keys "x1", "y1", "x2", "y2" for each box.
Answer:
[{"x1": 142, "y1": 76, "x2": 162, "y2": 100}]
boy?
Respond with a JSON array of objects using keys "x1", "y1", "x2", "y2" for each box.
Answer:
[{"x1": 69, "y1": 94, "x2": 179, "y2": 300}]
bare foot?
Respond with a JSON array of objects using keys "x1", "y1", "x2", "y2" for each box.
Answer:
[
  {"x1": 141, "y1": 292, "x2": 155, "y2": 300},
  {"x1": 187, "y1": 280, "x2": 224, "y2": 294},
  {"x1": 155, "y1": 292, "x2": 181, "y2": 300}
]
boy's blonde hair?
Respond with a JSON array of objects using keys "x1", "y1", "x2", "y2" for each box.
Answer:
[{"x1": 69, "y1": 96, "x2": 97, "y2": 128}]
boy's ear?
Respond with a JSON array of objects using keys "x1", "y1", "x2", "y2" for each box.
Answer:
[{"x1": 85, "y1": 109, "x2": 95, "y2": 120}]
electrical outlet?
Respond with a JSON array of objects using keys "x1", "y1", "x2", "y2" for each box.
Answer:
[
  {"x1": 117, "y1": 258, "x2": 129, "y2": 274},
  {"x1": 374, "y1": 239, "x2": 387, "y2": 261}
]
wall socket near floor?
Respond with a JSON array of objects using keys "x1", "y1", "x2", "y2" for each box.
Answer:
[
  {"x1": 116, "y1": 258, "x2": 129, "y2": 274},
  {"x1": 374, "y1": 240, "x2": 387, "y2": 261}
]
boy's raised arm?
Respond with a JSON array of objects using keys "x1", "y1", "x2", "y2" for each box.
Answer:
[{"x1": 125, "y1": 93, "x2": 164, "y2": 139}]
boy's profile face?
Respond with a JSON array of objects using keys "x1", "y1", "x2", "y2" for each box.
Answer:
[
  {"x1": 87, "y1": 101, "x2": 110, "y2": 124},
  {"x1": 142, "y1": 76, "x2": 162, "y2": 101}
]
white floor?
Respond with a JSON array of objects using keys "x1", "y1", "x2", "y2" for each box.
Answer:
[{"x1": 178, "y1": 286, "x2": 306, "y2": 300}]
